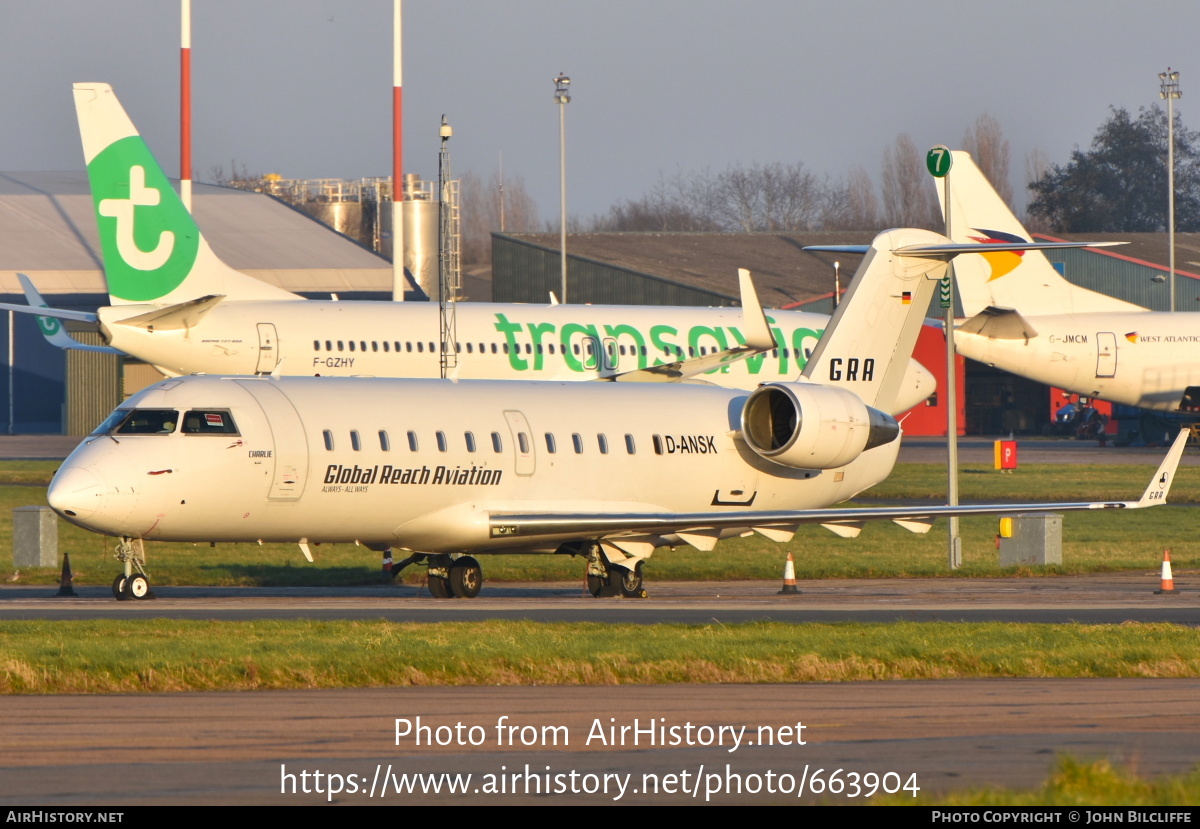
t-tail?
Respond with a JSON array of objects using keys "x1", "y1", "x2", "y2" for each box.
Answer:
[
  {"x1": 936, "y1": 150, "x2": 1140, "y2": 317},
  {"x1": 802, "y1": 228, "x2": 948, "y2": 414},
  {"x1": 73, "y1": 83, "x2": 301, "y2": 307}
]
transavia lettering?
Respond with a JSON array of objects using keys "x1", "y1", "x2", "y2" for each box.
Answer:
[
  {"x1": 323, "y1": 464, "x2": 502, "y2": 487},
  {"x1": 828, "y1": 357, "x2": 875, "y2": 382},
  {"x1": 492, "y1": 313, "x2": 822, "y2": 376},
  {"x1": 662, "y1": 435, "x2": 717, "y2": 454}
]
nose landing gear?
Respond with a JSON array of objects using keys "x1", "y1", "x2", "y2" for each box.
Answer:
[{"x1": 111, "y1": 537, "x2": 154, "y2": 601}]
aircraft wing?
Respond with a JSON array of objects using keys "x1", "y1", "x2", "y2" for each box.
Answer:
[
  {"x1": 803, "y1": 241, "x2": 1126, "y2": 257},
  {"x1": 0, "y1": 274, "x2": 119, "y2": 354},
  {"x1": 489, "y1": 430, "x2": 1187, "y2": 543},
  {"x1": 601, "y1": 268, "x2": 775, "y2": 383}
]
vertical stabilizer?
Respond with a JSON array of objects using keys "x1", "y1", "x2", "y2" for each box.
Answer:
[
  {"x1": 73, "y1": 83, "x2": 301, "y2": 306},
  {"x1": 937, "y1": 150, "x2": 1141, "y2": 316},
  {"x1": 803, "y1": 228, "x2": 947, "y2": 413}
]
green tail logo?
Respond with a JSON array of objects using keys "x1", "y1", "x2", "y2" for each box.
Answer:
[{"x1": 87, "y1": 135, "x2": 199, "y2": 302}]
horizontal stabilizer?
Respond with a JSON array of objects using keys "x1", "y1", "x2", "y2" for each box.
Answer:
[
  {"x1": 0, "y1": 301, "x2": 98, "y2": 324},
  {"x1": 111, "y1": 294, "x2": 226, "y2": 331},
  {"x1": 804, "y1": 245, "x2": 870, "y2": 254},
  {"x1": 892, "y1": 240, "x2": 1125, "y2": 257},
  {"x1": 956, "y1": 306, "x2": 1039, "y2": 340}
]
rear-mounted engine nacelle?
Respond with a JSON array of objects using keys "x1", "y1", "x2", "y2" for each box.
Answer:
[{"x1": 740, "y1": 383, "x2": 900, "y2": 470}]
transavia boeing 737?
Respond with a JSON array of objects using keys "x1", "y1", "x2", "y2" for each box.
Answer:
[
  {"x1": 48, "y1": 226, "x2": 1188, "y2": 600},
  {"x1": 0, "y1": 83, "x2": 938, "y2": 413},
  {"x1": 940, "y1": 150, "x2": 1200, "y2": 412}
]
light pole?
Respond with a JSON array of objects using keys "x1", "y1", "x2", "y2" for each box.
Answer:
[
  {"x1": 1160, "y1": 68, "x2": 1181, "y2": 312},
  {"x1": 554, "y1": 72, "x2": 570, "y2": 303},
  {"x1": 833, "y1": 261, "x2": 841, "y2": 308}
]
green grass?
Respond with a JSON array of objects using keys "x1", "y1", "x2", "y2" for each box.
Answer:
[
  {"x1": 5, "y1": 461, "x2": 1196, "y2": 586},
  {"x1": 2, "y1": 620, "x2": 1199, "y2": 693},
  {"x1": 893, "y1": 756, "x2": 1200, "y2": 806}
]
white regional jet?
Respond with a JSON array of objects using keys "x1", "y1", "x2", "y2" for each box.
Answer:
[
  {"x1": 0, "y1": 83, "x2": 938, "y2": 413},
  {"x1": 47, "y1": 225, "x2": 1188, "y2": 600},
  {"x1": 941, "y1": 150, "x2": 1200, "y2": 412}
]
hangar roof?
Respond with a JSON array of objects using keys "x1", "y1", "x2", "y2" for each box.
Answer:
[
  {"x1": 506, "y1": 232, "x2": 873, "y2": 308},
  {"x1": 0, "y1": 172, "x2": 391, "y2": 296}
]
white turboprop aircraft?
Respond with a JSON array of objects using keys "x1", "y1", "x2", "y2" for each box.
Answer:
[
  {"x1": 939, "y1": 150, "x2": 1200, "y2": 412},
  {"x1": 47, "y1": 225, "x2": 1188, "y2": 600},
  {"x1": 0, "y1": 83, "x2": 939, "y2": 413}
]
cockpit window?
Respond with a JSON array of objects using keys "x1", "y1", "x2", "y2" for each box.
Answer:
[
  {"x1": 182, "y1": 410, "x2": 239, "y2": 435},
  {"x1": 92, "y1": 408, "x2": 180, "y2": 435}
]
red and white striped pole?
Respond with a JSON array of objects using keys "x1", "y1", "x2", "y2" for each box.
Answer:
[
  {"x1": 392, "y1": 0, "x2": 405, "y2": 301},
  {"x1": 180, "y1": 0, "x2": 192, "y2": 211}
]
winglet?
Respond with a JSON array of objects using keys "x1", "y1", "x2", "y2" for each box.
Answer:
[
  {"x1": 1135, "y1": 429, "x2": 1190, "y2": 507},
  {"x1": 737, "y1": 268, "x2": 774, "y2": 350}
]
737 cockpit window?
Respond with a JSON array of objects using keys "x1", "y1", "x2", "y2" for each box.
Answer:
[
  {"x1": 92, "y1": 408, "x2": 179, "y2": 435},
  {"x1": 181, "y1": 410, "x2": 239, "y2": 435}
]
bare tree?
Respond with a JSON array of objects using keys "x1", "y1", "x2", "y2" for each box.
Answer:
[
  {"x1": 962, "y1": 113, "x2": 1013, "y2": 207},
  {"x1": 821, "y1": 166, "x2": 880, "y2": 229},
  {"x1": 881, "y1": 133, "x2": 939, "y2": 228},
  {"x1": 461, "y1": 169, "x2": 539, "y2": 265},
  {"x1": 1022, "y1": 147, "x2": 1052, "y2": 230}
]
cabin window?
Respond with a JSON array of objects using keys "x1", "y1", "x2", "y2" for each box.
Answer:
[
  {"x1": 417, "y1": 342, "x2": 424, "y2": 353},
  {"x1": 536, "y1": 344, "x2": 543, "y2": 354},
  {"x1": 518, "y1": 433, "x2": 530, "y2": 454},
  {"x1": 337, "y1": 341, "x2": 345, "y2": 352},
  {"x1": 383, "y1": 341, "x2": 390, "y2": 353},
  {"x1": 572, "y1": 433, "x2": 584, "y2": 454},
  {"x1": 598, "y1": 434, "x2": 609, "y2": 454},
  {"x1": 653, "y1": 435, "x2": 664, "y2": 455},
  {"x1": 372, "y1": 341, "x2": 379, "y2": 352},
  {"x1": 406, "y1": 342, "x2": 413, "y2": 353},
  {"x1": 379, "y1": 430, "x2": 390, "y2": 451},
  {"x1": 525, "y1": 343, "x2": 532, "y2": 355},
  {"x1": 549, "y1": 343, "x2": 556, "y2": 355},
  {"x1": 491, "y1": 343, "x2": 498, "y2": 354},
  {"x1": 465, "y1": 432, "x2": 477, "y2": 453},
  {"x1": 407, "y1": 430, "x2": 419, "y2": 451},
  {"x1": 323, "y1": 430, "x2": 335, "y2": 451},
  {"x1": 313, "y1": 340, "x2": 319, "y2": 351},
  {"x1": 573, "y1": 344, "x2": 580, "y2": 355},
  {"x1": 360, "y1": 341, "x2": 367, "y2": 352},
  {"x1": 436, "y1": 431, "x2": 448, "y2": 452},
  {"x1": 429, "y1": 342, "x2": 435, "y2": 352},
  {"x1": 619, "y1": 345, "x2": 627, "y2": 356},
  {"x1": 545, "y1": 433, "x2": 557, "y2": 453},
  {"x1": 325, "y1": 340, "x2": 332, "y2": 351},
  {"x1": 625, "y1": 434, "x2": 636, "y2": 454},
  {"x1": 491, "y1": 432, "x2": 503, "y2": 452},
  {"x1": 466, "y1": 342, "x2": 474, "y2": 354},
  {"x1": 349, "y1": 341, "x2": 356, "y2": 352},
  {"x1": 181, "y1": 410, "x2": 239, "y2": 435},
  {"x1": 350, "y1": 430, "x2": 362, "y2": 451},
  {"x1": 503, "y1": 343, "x2": 509, "y2": 354}
]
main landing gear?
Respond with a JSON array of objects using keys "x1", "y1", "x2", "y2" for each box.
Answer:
[
  {"x1": 111, "y1": 537, "x2": 154, "y2": 601},
  {"x1": 585, "y1": 542, "x2": 647, "y2": 598},
  {"x1": 386, "y1": 550, "x2": 484, "y2": 599}
]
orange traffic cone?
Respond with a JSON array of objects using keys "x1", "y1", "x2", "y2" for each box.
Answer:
[
  {"x1": 1155, "y1": 549, "x2": 1178, "y2": 595},
  {"x1": 55, "y1": 553, "x2": 78, "y2": 598},
  {"x1": 778, "y1": 552, "x2": 800, "y2": 595}
]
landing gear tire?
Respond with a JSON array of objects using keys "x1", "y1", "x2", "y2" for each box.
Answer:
[
  {"x1": 448, "y1": 557, "x2": 483, "y2": 599},
  {"x1": 123, "y1": 573, "x2": 151, "y2": 600},
  {"x1": 586, "y1": 572, "x2": 609, "y2": 598},
  {"x1": 617, "y1": 563, "x2": 645, "y2": 598},
  {"x1": 427, "y1": 574, "x2": 452, "y2": 599},
  {"x1": 112, "y1": 574, "x2": 128, "y2": 601}
]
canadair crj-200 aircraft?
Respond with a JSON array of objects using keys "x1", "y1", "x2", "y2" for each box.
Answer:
[
  {"x1": 939, "y1": 150, "x2": 1200, "y2": 412},
  {"x1": 48, "y1": 225, "x2": 1188, "y2": 600},
  {"x1": 0, "y1": 83, "x2": 939, "y2": 412}
]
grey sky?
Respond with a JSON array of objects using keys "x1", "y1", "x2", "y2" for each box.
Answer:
[{"x1": 1, "y1": 0, "x2": 1197, "y2": 224}]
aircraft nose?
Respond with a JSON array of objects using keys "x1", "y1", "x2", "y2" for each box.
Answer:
[{"x1": 47, "y1": 465, "x2": 103, "y2": 522}]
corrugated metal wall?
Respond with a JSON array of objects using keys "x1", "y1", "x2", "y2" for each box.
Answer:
[
  {"x1": 492, "y1": 235, "x2": 736, "y2": 307},
  {"x1": 65, "y1": 329, "x2": 121, "y2": 436},
  {"x1": 1044, "y1": 249, "x2": 1192, "y2": 311}
]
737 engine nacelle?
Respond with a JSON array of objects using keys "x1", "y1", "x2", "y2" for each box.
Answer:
[{"x1": 740, "y1": 382, "x2": 900, "y2": 470}]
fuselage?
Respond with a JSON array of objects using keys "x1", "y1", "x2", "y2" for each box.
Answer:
[
  {"x1": 97, "y1": 300, "x2": 935, "y2": 414},
  {"x1": 48, "y1": 375, "x2": 901, "y2": 554},
  {"x1": 954, "y1": 310, "x2": 1200, "y2": 411}
]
